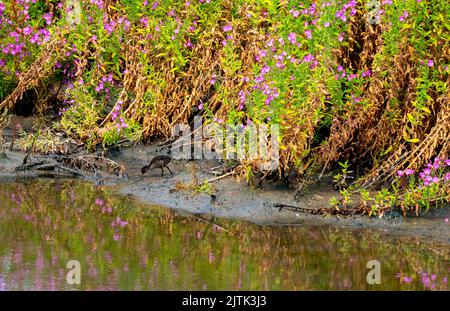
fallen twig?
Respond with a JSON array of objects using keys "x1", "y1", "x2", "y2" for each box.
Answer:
[
  {"x1": 206, "y1": 171, "x2": 234, "y2": 183},
  {"x1": 273, "y1": 203, "x2": 320, "y2": 214},
  {"x1": 15, "y1": 160, "x2": 47, "y2": 171}
]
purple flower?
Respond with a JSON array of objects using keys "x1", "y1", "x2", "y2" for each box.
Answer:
[
  {"x1": 95, "y1": 82, "x2": 104, "y2": 92},
  {"x1": 23, "y1": 26, "x2": 33, "y2": 36},
  {"x1": 404, "y1": 169, "x2": 415, "y2": 176},
  {"x1": 402, "y1": 276, "x2": 413, "y2": 283},
  {"x1": 276, "y1": 61, "x2": 285, "y2": 69},
  {"x1": 399, "y1": 11, "x2": 409, "y2": 22},
  {"x1": 290, "y1": 9, "x2": 300, "y2": 18},
  {"x1": 362, "y1": 69, "x2": 372, "y2": 78},
  {"x1": 43, "y1": 12, "x2": 53, "y2": 25},
  {"x1": 304, "y1": 29, "x2": 312, "y2": 39},
  {"x1": 443, "y1": 173, "x2": 450, "y2": 182},
  {"x1": 223, "y1": 24, "x2": 233, "y2": 32},
  {"x1": 152, "y1": 1, "x2": 160, "y2": 10},
  {"x1": 261, "y1": 65, "x2": 270, "y2": 74},
  {"x1": 347, "y1": 73, "x2": 357, "y2": 81},
  {"x1": 256, "y1": 50, "x2": 267, "y2": 62},
  {"x1": 210, "y1": 74, "x2": 217, "y2": 85},
  {"x1": 427, "y1": 59, "x2": 434, "y2": 67},
  {"x1": 288, "y1": 32, "x2": 297, "y2": 44}
]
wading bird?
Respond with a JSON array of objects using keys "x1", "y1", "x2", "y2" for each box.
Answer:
[{"x1": 141, "y1": 155, "x2": 173, "y2": 177}]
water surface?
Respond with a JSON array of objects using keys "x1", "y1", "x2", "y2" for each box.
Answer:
[{"x1": 0, "y1": 179, "x2": 448, "y2": 290}]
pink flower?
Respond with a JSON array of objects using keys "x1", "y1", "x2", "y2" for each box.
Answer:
[
  {"x1": 402, "y1": 276, "x2": 413, "y2": 283},
  {"x1": 444, "y1": 173, "x2": 450, "y2": 182},
  {"x1": 222, "y1": 24, "x2": 233, "y2": 32},
  {"x1": 304, "y1": 29, "x2": 312, "y2": 39},
  {"x1": 362, "y1": 70, "x2": 371, "y2": 78},
  {"x1": 427, "y1": 59, "x2": 434, "y2": 67},
  {"x1": 276, "y1": 61, "x2": 285, "y2": 69},
  {"x1": 288, "y1": 32, "x2": 297, "y2": 44},
  {"x1": 210, "y1": 74, "x2": 217, "y2": 85},
  {"x1": 404, "y1": 169, "x2": 415, "y2": 176},
  {"x1": 23, "y1": 27, "x2": 33, "y2": 36},
  {"x1": 399, "y1": 11, "x2": 409, "y2": 22}
]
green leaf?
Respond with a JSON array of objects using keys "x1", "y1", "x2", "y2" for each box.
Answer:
[{"x1": 406, "y1": 138, "x2": 420, "y2": 143}]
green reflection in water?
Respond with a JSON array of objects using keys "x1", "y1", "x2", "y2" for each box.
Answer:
[{"x1": 0, "y1": 179, "x2": 448, "y2": 291}]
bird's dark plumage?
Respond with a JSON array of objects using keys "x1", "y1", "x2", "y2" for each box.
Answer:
[{"x1": 141, "y1": 155, "x2": 173, "y2": 177}]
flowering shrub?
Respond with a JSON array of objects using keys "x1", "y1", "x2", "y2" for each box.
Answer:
[
  {"x1": 354, "y1": 158, "x2": 450, "y2": 217},
  {"x1": 0, "y1": 0, "x2": 449, "y2": 213}
]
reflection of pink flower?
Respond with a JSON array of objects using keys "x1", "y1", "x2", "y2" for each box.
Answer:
[
  {"x1": 445, "y1": 217, "x2": 449, "y2": 223},
  {"x1": 402, "y1": 276, "x2": 413, "y2": 283}
]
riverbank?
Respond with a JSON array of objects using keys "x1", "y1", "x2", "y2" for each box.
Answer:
[{"x1": 1, "y1": 143, "x2": 449, "y2": 244}]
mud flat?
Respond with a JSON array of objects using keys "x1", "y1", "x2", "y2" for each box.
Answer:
[{"x1": 1, "y1": 145, "x2": 449, "y2": 245}]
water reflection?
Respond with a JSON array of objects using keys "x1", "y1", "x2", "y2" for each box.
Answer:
[{"x1": 0, "y1": 180, "x2": 448, "y2": 290}]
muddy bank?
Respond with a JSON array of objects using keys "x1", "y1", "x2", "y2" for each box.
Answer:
[{"x1": 1, "y1": 143, "x2": 448, "y2": 244}]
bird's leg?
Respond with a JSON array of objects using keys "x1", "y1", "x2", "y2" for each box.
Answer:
[
  {"x1": 161, "y1": 167, "x2": 164, "y2": 177},
  {"x1": 165, "y1": 165, "x2": 173, "y2": 176}
]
